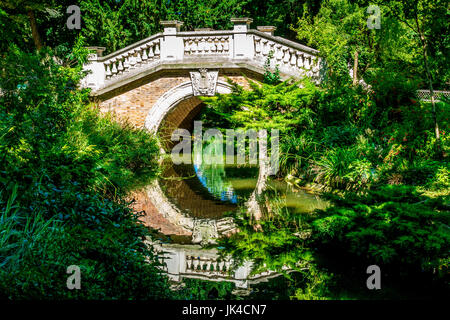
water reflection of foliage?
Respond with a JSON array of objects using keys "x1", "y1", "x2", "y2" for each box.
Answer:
[
  {"x1": 219, "y1": 187, "x2": 316, "y2": 275},
  {"x1": 194, "y1": 153, "x2": 259, "y2": 204},
  {"x1": 219, "y1": 184, "x2": 450, "y2": 299},
  {"x1": 195, "y1": 162, "x2": 237, "y2": 203}
]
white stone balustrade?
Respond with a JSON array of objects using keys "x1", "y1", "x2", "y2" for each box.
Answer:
[
  {"x1": 103, "y1": 39, "x2": 161, "y2": 80},
  {"x1": 82, "y1": 18, "x2": 322, "y2": 93},
  {"x1": 253, "y1": 35, "x2": 321, "y2": 79},
  {"x1": 183, "y1": 35, "x2": 231, "y2": 56}
]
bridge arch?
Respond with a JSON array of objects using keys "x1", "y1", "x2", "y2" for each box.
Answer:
[{"x1": 144, "y1": 80, "x2": 233, "y2": 133}]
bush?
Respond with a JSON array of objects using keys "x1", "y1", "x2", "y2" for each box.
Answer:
[
  {"x1": 279, "y1": 132, "x2": 318, "y2": 176},
  {"x1": 312, "y1": 185, "x2": 450, "y2": 274},
  {"x1": 0, "y1": 185, "x2": 172, "y2": 299},
  {"x1": 0, "y1": 47, "x2": 170, "y2": 299},
  {"x1": 313, "y1": 146, "x2": 375, "y2": 190}
]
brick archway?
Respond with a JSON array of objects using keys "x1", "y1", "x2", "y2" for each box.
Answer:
[{"x1": 144, "y1": 80, "x2": 233, "y2": 133}]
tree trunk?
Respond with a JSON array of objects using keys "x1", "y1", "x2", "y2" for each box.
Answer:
[
  {"x1": 27, "y1": 10, "x2": 42, "y2": 50},
  {"x1": 419, "y1": 36, "x2": 441, "y2": 149},
  {"x1": 353, "y1": 50, "x2": 358, "y2": 86},
  {"x1": 415, "y1": 16, "x2": 440, "y2": 150}
]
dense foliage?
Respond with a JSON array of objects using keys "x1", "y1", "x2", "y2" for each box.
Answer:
[
  {"x1": 201, "y1": 77, "x2": 449, "y2": 190},
  {"x1": 197, "y1": 0, "x2": 449, "y2": 299},
  {"x1": 0, "y1": 47, "x2": 170, "y2": 299}
]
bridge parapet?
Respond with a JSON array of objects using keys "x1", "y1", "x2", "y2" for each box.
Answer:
[{"x1": 82, "y1": 18, "x2": 322, "y2": 94}]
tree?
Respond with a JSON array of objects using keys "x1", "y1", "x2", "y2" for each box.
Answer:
[
  {"x1": 379, "y1": 0, "x2": 448, "y2": 149},
  {"x1": 295, "y1": 0, "x2": 371, "y2": 85},
  {"x1": 0, "y1": 0, "x2": 57, "y2": 50}
]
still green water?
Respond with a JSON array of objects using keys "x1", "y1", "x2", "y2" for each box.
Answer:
[
  {"x1": 158, "y1": 157, "x2": 328, "y2": 218},
  {"x1": 155, "y1": 157, "x2": 329, "y2": 298}
]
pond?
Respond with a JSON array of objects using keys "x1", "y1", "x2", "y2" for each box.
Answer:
[
  {"x1": 134, "y1": 155, "x2": 329, "y2": 296},
  {"x1": 158, "y1": 157, "x2": 328, "y2": 219}
]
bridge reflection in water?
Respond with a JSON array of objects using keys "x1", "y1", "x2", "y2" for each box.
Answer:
[
  {"x1": 140, "y1": 155, "x2": 327, "y2": 289},
  {"x1": 159, "y1": 158, "x2": 258, "y2": 219}
]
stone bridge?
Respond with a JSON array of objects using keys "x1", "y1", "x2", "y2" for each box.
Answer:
[{"x1": 82, "y1": 17, "x2": 322, "y2": 133}]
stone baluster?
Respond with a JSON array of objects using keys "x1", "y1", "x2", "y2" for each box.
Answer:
[
  {"x1": 210, "y1": 38, "x2": 217, "y2": 52},
  {"x1": 296, "y1": 52, "x2": 303, "y2": 68},
  {"x1": 204, "y1": 37, "x2": 209, "y2": 52},
  {"x1": 136, "y1": 50, "x2": 142, "y2": 65},
  {"x1": 186, "y1": 256, "x2": 193, "y2": 270},
  {"x1": 129, "y1": 51, "x2": 137, "y2": 68},
  {"x1": 148, "y1": 44, "x2": 155, "y2": 59},
  {"x1": 283, "y1": 47, "x2": 290, "y2": 64},
  {"x1": 191, "y1": 38, "x2": 198, "y2": 53},
  {"x1": 154, "y1": 42, "x2": 160, "y2": 56},
  {"x1": 197, "y1": 260, "x2": 204, "y2": 271},
  {"x1": 289, "y1": 49, "x2": 296, "y2": 66},
  {"x1": 117, "y1": 57, "x2": 124, "y2": 72},
  {"x1": 276, "y1": 44, "x2": 283, "y2": 61},
  {"x1": 111, "y1": 59, "x2": 118, "y2": 74},
  {"x1": 105, "y1": 62, "x2": 111, "y2": 78},
  {"x1": 199, "y1": 37, "x2": 205, "y2": 53},
  {"x1": 312, "y1": 57, "x2": 320, "y2": 77},
  {"x1": 269, "y1": 42, "x2": 275, "y2": 56},
  {"x1": 304, "y1": 54, "x2": 311, "y2": 69},
  {"x1": 193, "y1": 38, "x2": 198, "y2": 53},
  {"x1": 184, "y1": 39, "x2": 190, "y2": 54},
  {"x1": 193, "y1": 258, "x2": 199, "y2": 271},
  {"x1": 262, "y1": 39, "x2": 269, "y2": 56},
  {"x1": 254, "y1": 36, "x2": 261, "y2": 54},
  {"x1": 141, "y1": 47, "x2": 148, "y2": 61},
  {"x1": 216, "y1": 39, "x2": 222, "y2": 52},
  {"x1": 223, "y1": 37, "x2": 230, "y2": 52},
  {"x1": 205, "y1": 37, "x2": 211, "y2": 54},
  {"x1": 122, "y1": 56, "x2": 128, "y2": 70}
]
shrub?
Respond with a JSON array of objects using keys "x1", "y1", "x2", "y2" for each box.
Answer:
[
  {"x1": 312, "y1": 185, "x2": 450, "y2": 273},
  {"x1": 0, "y1": 47, "x2": 170, "y2": 299},
  {"x1": 279, "y1": 132, "x2": 318, "y2": 176},
  {"x1": 0, "y1": 184, "x2": 172, "y2": 299},
  {"x1": 313, "y1": 146, "x2": 375, "y2": 190}
]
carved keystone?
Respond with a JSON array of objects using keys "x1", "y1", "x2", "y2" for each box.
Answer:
[
  {"x1": 189, "y1": 68, "x2": 219, "y2": 96},
  {"x1": 192, "y1": 220, "x2": 218, "y2": 245}
]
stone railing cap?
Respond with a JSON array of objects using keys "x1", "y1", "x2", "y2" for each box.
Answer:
[
  {"x1": 160, "y1": 20, "x2": 184, "y2": 27},
  {"x1": 230, "y1": 17, "x2": 253, "y2": 24},
  {"x1": 86, "y1": 46, "x2": 106, "y2": 56},
  {"x1": 257, "y1": 26, "x2": 277, "y2": 32}
]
